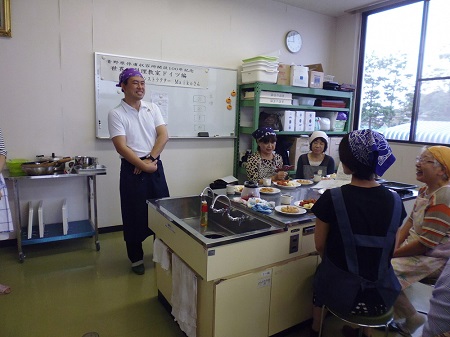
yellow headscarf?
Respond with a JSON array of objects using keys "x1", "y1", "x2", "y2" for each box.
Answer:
[{"x1": 428, "y1": 146, "x2": 450, "y2": 175}]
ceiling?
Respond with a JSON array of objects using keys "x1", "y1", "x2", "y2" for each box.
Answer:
[{"x1": 272, "y1": 0, "x2": 388, "y2": 17}]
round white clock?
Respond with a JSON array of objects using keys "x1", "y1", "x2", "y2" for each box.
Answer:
[{"x1": 285, "y1": 30, "x2": 302, "y2": 53}]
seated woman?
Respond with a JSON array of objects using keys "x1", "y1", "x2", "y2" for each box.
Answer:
[
  {"x1": 390, "y1": 146, "x2": 450, "y2": 335},
  {"x1": 310, "y1": 129, "x2": 406, "y2": 337},
  {"x1": 295, "y1": 131, "x2": 335, "y2": 179},
  {"x1": 245, "y1": 127, "x2": 287, "y2": 183}
]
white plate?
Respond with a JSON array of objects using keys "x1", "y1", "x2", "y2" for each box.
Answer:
[
  {"x1": 259, "y1": 187, "x2": 281, "y2": 195},
  {"x1": 234, "y1": 185, "x2": 244, "y2": 194},
  {"x1": 273, "y1": 181, "x2": 301, "y2": 189},
  {"x1": 294, "y1": 200, "x2": 314, "y2": 211},
  {"x1": 296, "y1": 179, "x2": 314, "y2": 185},
  {"x1": 275, "y1": 205, "x2": 306, "y2": 215}
]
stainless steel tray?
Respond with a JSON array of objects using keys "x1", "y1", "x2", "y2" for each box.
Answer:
[
  {"x1": 380, "y1": 181, "x2": 417, "y2": 191},
  {"x1": 75, "y1": 165, "x2": 107, "y2": 175}
]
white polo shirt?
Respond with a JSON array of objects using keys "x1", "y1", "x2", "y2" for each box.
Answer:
[{"x1": 108, "y1": 100, "x2": 166, "y2": 158}]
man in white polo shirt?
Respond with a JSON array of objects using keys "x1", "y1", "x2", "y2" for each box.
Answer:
[{"x1": 108, "y1": 68, "x2": 170, "y2": 275}]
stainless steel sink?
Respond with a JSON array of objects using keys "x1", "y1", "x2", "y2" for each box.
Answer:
[{"x1": 154, "y1": 195, "x2": 278, "y2": 241}]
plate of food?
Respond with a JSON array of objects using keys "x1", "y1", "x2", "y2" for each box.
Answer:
[
  {"x1": 234, "y1": 185, "x2": 244, "y2": 194},
  {"x1": 275, "y1": 205, "x2": 307, "y2": 215},
  {"x1": 296, "y1": 179, "x2": 314, "y2": 185},
  {"x1": 294, "y1": 199, "x2": 317, "y2": 211},
  {"x1": 259, "y1": 187, "x2": 281, "y2": 194},
  {"x1": 273, "y1": 180, "x2": 301, "y2": 189}
]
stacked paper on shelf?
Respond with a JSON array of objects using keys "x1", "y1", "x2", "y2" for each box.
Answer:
[
  {"x1": 38, "y1": 200, "x2": 44, "y2": 238},
  {"x1": 27, "y1": 201, "x2": 33, "y2": 239},
  {"x1": 62, "y1": 199, "x2": 69, "y2": 235},
  {"x1": 244, "y1": 91, "x2": 292, "y2": 105},
  {"x1": 244, "y1": 91, "x2": 292, "y2": 100}
]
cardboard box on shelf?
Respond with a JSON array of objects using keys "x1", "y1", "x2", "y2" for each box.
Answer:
[
  {"x1": 305, "y1": 63, "x2": 324, "y2": 73},
  {"x1": 305, "y1": 111, "x2": 316, "y2": 131},
  {"x1": 290, "y1": 65, "x2": 309, "y2": 87},
  {"x1": 277, "y1": 64, "x2": 291, "y2": 85},
  {"x1": 280, "y1": 110, "x2": 296, "y2": 131},
  {"x1": 288, "y1": 136, "x2": 310, "y2": 170},
  {"x1": 309, "y1": 71, "x2": 324, "y2": 88},
  {"x1": 295, "y1": 111, "x2": 305, "y2": 131}
]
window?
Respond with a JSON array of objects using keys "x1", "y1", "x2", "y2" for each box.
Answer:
[{"x1": 355, "y1": 0, "x2": 450, "y2": 144}]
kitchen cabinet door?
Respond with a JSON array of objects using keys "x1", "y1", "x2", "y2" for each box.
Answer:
[
  {"x1": 214, "y1": 269, "x2": 272, "y2": 337},
  {"x1": 269, "y1": 255, "x2": 318, "y2": 335}
]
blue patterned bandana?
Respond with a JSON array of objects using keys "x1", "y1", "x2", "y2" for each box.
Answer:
[
  {"x1": 252, "y1": 127, "x2": 276, "y2": 141},
  {"x1": 348, "y1": 129, "x2": 395, "y2": 176},
  {"x1": 116, "y1": 68, "x2": 144, "y2": 87}
]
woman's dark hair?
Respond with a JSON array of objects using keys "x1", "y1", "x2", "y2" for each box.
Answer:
[
  {"x1": 338, "y1": 134, "x2": 375, "y2": 180},
  {"x1": 258, "y1": 134, "x2": 277, "y2": 144},
  {"x1": 309, "y1": 137, "x2": 328, "y2": 152}
]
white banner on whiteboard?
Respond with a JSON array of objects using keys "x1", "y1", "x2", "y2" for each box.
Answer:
[{"x1": 98, "y1": 54, "x2": 209, "y2": 89}]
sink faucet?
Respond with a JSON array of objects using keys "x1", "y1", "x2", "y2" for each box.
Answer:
[
  {"x1": 211, "y1": 194, "x2": 248, "y2": 223},
  {"x1": 200, "y1": 187, "x2": 214, "y2": 201}
]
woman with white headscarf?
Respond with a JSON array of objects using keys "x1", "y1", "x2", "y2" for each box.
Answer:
[{"x1": 295, "y1": 131, "x2": 335, "y2": 179}]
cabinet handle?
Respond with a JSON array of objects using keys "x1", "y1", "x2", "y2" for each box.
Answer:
[
  {"x1": 165, "y1": 223, "x2": 176, "y2": 233},
  {"x1": 302, "y1": 225, "x2": 315, "y2": 236}
]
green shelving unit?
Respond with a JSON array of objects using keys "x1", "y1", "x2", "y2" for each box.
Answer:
[{"x1": 234, "y1": 82, "x2": 353, "y2": 179}]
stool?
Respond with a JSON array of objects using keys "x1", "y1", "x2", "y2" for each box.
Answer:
[{"x1": 318, "y1": 305, "x2": 394, "y2": 337}]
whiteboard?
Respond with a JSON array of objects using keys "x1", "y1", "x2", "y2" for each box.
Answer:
[{"x1": 94, "y1": 52, "x2": 238, "y2": 139}]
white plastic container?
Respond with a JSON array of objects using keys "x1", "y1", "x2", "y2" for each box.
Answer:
[
  {"x1": 241, "y1": 69, "x2": 279, "y2": 84},
  {"x1": 297, "y1": 97, "x2": 316, "y2": 106},
  {"x1": 241, "y1": 64, "x2": 279, "y2": 73},
  {"x1": 242, "y1": 61, "x2": 279, "y2": 70}
]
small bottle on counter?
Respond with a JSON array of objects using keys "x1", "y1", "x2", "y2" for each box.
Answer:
[{"x1": 200, "y1": 200, "x2": 208, "y2": 227}]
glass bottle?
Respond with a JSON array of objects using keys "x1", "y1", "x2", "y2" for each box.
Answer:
[{"x1": 200, "y1": 200, "x2": 208, "y2": 227}]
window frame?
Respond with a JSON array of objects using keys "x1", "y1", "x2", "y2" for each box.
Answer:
[{"x1": 353, "y1": 0, "x2": 450, "y2": 145}]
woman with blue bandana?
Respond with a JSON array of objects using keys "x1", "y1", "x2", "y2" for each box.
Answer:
[
  {"x1": 309, "y1": 129, "x2": 406, "y2": 337},
  {"x1": 245, "y1": 127, "x2": 287, "y2": 183}
]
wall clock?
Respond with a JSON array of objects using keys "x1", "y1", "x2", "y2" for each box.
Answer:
[{"x1": 285, "y1": 30, "x2": 302, "y2": 53}]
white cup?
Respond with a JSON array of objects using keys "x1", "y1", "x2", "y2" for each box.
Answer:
[
  {"x1": 313, "y1": 174, "x2": 322, "y2": 183},
  {"x1": 226, "y1": 184, "x2": 235, "y2": 194},
  {"x1": 280, "y1": 194, "x2": 293, "y2": 205},
  {"x1": 263, "y1": 178, "x2": 272, "y2": 187}
]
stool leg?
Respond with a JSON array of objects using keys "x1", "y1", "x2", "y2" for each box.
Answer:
[
  {"x1": 384, "y1": 324, "x2": 389, "y2": 337},
  {"x1": 318, "y1": 305, "x2": 326, "y2": 337},
  {"x1": 358, "y1": 328, "x2": 363, "y2": 337}
]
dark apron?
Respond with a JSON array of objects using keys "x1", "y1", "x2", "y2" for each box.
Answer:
[
  {"x1": 300, "y1": 155, "x2": 329, "y2": 179},
  {"x1": 119, "y1": 158, "x2": 170, "y2": 242},
  {"x1": 314, "y1": 187, "x2": 401, "y2": 314}
]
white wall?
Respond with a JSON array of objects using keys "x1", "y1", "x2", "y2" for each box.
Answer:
[
  {"x1": 0, "y1": 0, "x2": 424, "y2": 233},
  {"x1": 0, "y1": 0, "x2": 339, "y2": 231}
]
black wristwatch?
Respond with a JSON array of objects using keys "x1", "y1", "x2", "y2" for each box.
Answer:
[{"x1": 146, "y1": 154, "x2": 156, "y2": 161}]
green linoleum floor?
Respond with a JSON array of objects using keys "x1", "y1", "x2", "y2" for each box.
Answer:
[{"x1": 0, "y1": 231, "x2": 430, "y2": 337}]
